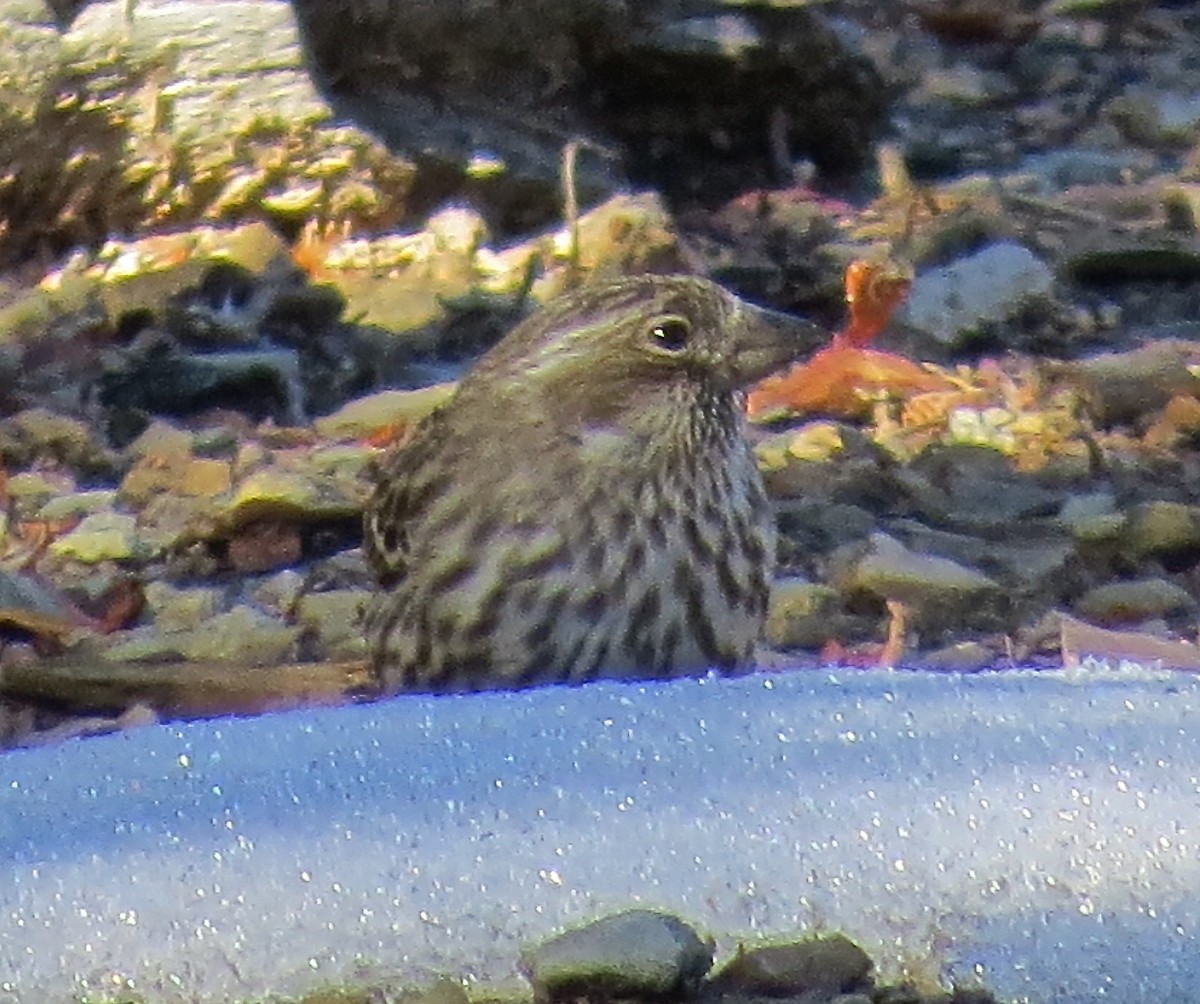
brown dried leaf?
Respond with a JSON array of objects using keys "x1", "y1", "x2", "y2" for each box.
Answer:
[{"x1": 1061, "y1": 614, "x2": 1200, "y2": 673}]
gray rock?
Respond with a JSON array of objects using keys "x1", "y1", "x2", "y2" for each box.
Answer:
[
  {"x1": 142, "y1": 581, "x2": 223, "y2": 632},
  {"x1": 3, "y1": 1, "x2": 61, "y2": 95},
  {"x1": 1074, "y1": 578, "x2": 1197, "y2": 626},
  {"x1": 125, "y1": 420, "x2": 195, "y2": 460},
  {"x1": 1123, "y1": 501, "x2": 1200, "y2": 561},
  {"x1": 206, "y1": 464, "x2": 364, "y2": 548},
  {"x1": 250, "y1": 569, "x2": 307, "y2": 618},
  {"x1": 982, "y1": 539, "x2": 1076, "y2": 592},
  {"x1": 1048, "y1": 341, "x2": 1200, "y2": 427},
  {"x1": 647, "y1": 13, "x2": 760, "y2": 59},
  {"x1": 47, "y1": 512, "x2": 140, "y2": 563},
  {"x1": 920, "y1": 640, "x2": 996, "y2": 672},
  {"x1": 902, "y1": 445, "x2": 1062, "y2": 534},
  {"x1": 0, "y1": 0, "x2": 348, "y2": 263},
  {"x1": 306, "y1": 445, "x2": 377, "y2": 484},
  {"x1": 293, "y1": 589, "x2": 369, "y2": 660},
  {"x1": 1108, "y1": 86, "x2": 1200, "y2": 147},
  {"x1": 313, "y1": 386, "x2": 455, "y2": 442},
  {"x1": 303, "y1": 548, "x2": 377, "y2": 593},
  {"x1": 0, "y1": 407, "x2": 114, "y2": 476},
  {"x1": 1060, "y1": 491, "x2": 1125, "y2": 542},
  {"x1": 37, "y1": 489, "x2": 118, "y2": 522},
  {"x1": 102, "y1": 605, "x2": 302, "y2": 666},
  {"x1": 4, "y1": 470, "x2": 73, "y2": 516},
  {"x1": 132, "y1": 492, "x2": 223, "y2": 557},
  {"x1": 778, "y1": 501, "x2": 878, "y2": 556},
  {"x1": 765, "y1": 577, "x2": 842, "y2": 649},
  {"x1": 98, "y1": 626, "x2": 191, "y2": 664},
  {"x1": 762, "y1": 429, "x2": 903, "y2": 508},
  {"x1": 911, "y1": 63, "x2": 1003, "y2": 108},
  {"x1": 0, "y1": 566, "x2": 83, "y2": 623},
  {"x1": 901, "y1": 241, "x2": 1055, "y2": 346},
  {"x1": 888, "y1": 519, "x2": 1074, "y2": 593},
  {"x1": 63, "y1": 0, "x2": 328, "y2": 158},
  {"x1": 100, "y1": 347, "x2": 307, "y2": 428},
  {"x1": 714, "y1": 935, "x2": 872, "y2": 996},
  {"x1": 291, "y1": 0, "x2": 886, "y2": 207},
  {"x1": 836, "y1": 533, "x2": 999, "y2": 606},
  {"x1": 1013, "y1": 148, "x2": 1151, "y2": 193},
  {"x1": 520, "y1": 909, "x2": 713, "y2": 1002}
]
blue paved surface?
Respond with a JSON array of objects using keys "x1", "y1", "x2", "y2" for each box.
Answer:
[{"x1": 2, "y1": 668, "x2": 1198, "y2": 1003}]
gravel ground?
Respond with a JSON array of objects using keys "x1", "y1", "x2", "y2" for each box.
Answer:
[{"x1": 2, "y1": 0, "x2": 1200, "y2": 737}]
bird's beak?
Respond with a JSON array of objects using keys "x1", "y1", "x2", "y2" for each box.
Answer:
[{"x1": 728, "y1": 301, "x2": 829, "y2": 387}]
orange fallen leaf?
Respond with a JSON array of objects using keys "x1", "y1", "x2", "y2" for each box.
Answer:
[
  {"x1": 838, "y1": 256, "x2": 913, "y2": 349},
  {"x1": 292, "y1": 219, "x2": 353, "y2": 281},
  {"x1": 747, "y1": 343, "x2": 951, "y2": 419},
  {"x1": 817, "y1": 600, "x2": 908, "y2": 669},
  {"x1": 879, "y1": 599, "x2": 908, "y2": 667},
  {"x1": 747, "y1": 254, "x2": 939, "y2": 418},
  {"x1": 361, "y1": 421, "x2": 416, "y2": 450},
  {"x1": 819, "y1": 638, "x2": 887, "y2": 668}
]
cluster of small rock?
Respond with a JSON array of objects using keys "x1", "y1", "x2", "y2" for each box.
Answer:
[
  {"x1": 520, "y1": 909, "x2": 993, "y2": 1004},
  {"x1": 4, "y1": 0, "x2": 1200, "y2": 736},
  {"x1": 0, "y1": 394, "x2": 385, "y2": 666},
  {"x1": 760, "y1": 432, "x2": 1200, "y2": 670},
  {"x1": 288, "y1": 910, "x2": 997, "y2": 1004}
]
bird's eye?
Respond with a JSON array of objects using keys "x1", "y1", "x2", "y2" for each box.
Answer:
[{"x1": 648, "y1": 316, "x2": 692, "y2": 353}]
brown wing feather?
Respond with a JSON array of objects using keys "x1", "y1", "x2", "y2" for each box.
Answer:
[{"x1": 363, "y1": 409, "x2": 455, "y2": 588}]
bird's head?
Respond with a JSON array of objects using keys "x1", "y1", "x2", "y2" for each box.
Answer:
[{"x1": 461, "y1": 274, "x2": 828, "y2": 433}]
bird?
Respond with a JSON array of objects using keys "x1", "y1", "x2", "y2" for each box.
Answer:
[{"x1": 362, "y1": 273, "x2": 827, "y2": 693}]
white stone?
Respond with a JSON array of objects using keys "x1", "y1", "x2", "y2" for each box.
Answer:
[{"x1": 902, "y1": 241, "x2": 1054, "y2": 345}]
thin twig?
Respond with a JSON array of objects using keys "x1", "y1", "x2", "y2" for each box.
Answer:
[{"x1": 561, "y1": 138, "x2": 582, "y2": 284}]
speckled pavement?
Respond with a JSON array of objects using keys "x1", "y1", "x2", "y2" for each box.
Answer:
[{"x1": 3, "y1": 667, "x2": 1199, "y2": 1003}]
